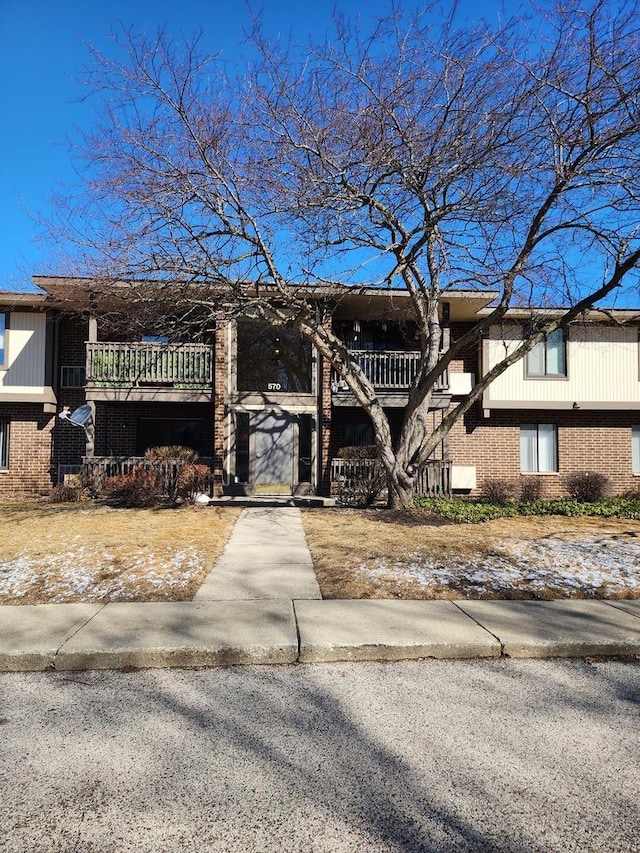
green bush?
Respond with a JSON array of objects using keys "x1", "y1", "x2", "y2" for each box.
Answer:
[{"x1": 415, "y1": 494, "x2": 640, "y2": 522}]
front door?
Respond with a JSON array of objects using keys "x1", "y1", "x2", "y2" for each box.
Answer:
[{"x1": 251, "y1": 411, "x2": 294, "y2": 493}]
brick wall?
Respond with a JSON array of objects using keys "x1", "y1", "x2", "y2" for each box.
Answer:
[
  {"x1": 448, "y1": 407, "x2": 640, "y2": 497},
  {"x1": 213, "y1": 325, "x2": 226, "y2": 496},
  {"x1": 0, "y1": 404, "x2": 56, "y2": 496}
]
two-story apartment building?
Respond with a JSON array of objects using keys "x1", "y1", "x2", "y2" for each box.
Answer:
[{"x1": 1, "y1": 278, "x2": 639, "y2": 499}]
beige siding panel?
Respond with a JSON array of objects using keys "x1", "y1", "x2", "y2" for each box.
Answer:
[
  {"x1": 0, "y1": 313, "x2": 46, "y2": 388},
  {"x1": 484, "y1": 324, "x2": 640, "y2": 406}
]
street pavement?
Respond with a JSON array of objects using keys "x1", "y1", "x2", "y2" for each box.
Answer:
[
  {"x1": 0, "y1": 507, "x2": 639, "y2": 672},
  {"x1": 1, "y1": 658, "x2": 638, "y2": 852}
]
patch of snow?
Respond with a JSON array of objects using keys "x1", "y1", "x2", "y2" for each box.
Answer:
[
  {"x1": 0, "y1": 546, "x2": 207, "y2": 603},
  {"x1": 362, "y1": 536, "x2": 640, "y2": 597}
]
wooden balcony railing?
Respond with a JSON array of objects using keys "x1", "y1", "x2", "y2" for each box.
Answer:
[
  {"x1": 86, "y1": 342, "x2": 214, "y2": 388},
  {"x1": 332, "y1": 350, "x2": 449, "y2": 392}
]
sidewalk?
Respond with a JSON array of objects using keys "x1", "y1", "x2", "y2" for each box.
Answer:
[{"x1": 1, "y1": 507, "x2": 639, "y2": 672}]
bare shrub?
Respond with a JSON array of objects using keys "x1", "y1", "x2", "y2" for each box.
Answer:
[
  {"x1": 49, "y1": 484, "x2": 83, "y2": 503},
  {"x1": 563, "y1": 471, "x2": 611, "y2": 502},
  {"x1": 178, "y1": 464, "x2": 215, "y2": 501},
  {"x1": 144, "y1": 445, "x2": 199, "y2": 464},
  {"x1": 334, "y1": 445, "x2": 386, "y2": 506},
  {"x1": 519, "y1": 477, "x2": 545, "y2": 503},
  {"x1": 144, "y1": 446, "x2": 199, "y2": 500},
  {"x1": 481, "y1": 478, "x2": 515, "y2": 505},
  {"x1": 102, "y1": 467, "x2": 161, "y2": 507}
]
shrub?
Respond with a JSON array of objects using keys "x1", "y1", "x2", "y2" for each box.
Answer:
[
  {"x1": 335, "y1": 445, "x2": 378, "y2": 459},
  {"x1": 334, "y1": 445, "x2": 385, "y2": 506},
  {"x1": 563, "y1": 471, "x2": 611, "y2": 502},
  {"x1": 519, "y1": 476, "x2": 545, "y2": 503},
  {"x1": 178, "y1": 464, "x2": 215, "y2": 501},
  {"x1": 144, "y1": 445, "x2": 199, "y2": 464},
  {"x1": 144, "y1": 446, "x2": 200, "y2": 501},
  {"x1": 480, "y1": 478, "x2": 515, "y2": 505},
  {"x1": 102, "y1": 467, "x2": 161, "y2": 507},
  {"x1": 49, "y1": 484, "x2": 83, "y2": 503}
]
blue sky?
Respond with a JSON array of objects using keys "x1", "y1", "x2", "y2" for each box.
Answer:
[{"x1": 0, "y1": 0, "x2": 516, "y2": 291}]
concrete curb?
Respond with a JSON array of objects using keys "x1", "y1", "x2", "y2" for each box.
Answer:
[{"x1": 1, "y1": 598, "x2": 638, "y2": 672}]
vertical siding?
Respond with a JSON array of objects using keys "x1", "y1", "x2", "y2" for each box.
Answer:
[
  {"x1": 484, "y1": 323, "x2": 640, "y2": 405},
  {"x1": 0, "y1": 312, "x2": 46, "y2": 388}
]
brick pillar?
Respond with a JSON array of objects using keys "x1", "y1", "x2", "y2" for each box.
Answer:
[
  {"x1": 319, "y1": 352, "x2": 333, "y2": 496},
  {"x1": 212, "y1": 323, "x2": 227, "y2": 497}
]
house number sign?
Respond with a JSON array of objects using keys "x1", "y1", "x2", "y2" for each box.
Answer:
[{"x1": 267, "y1": 382, "x2": 282, "y2": 391}]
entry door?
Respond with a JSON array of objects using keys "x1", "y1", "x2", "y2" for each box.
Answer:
[{"x1": 251, "y1": 411, "x2": 294, "y2": 492}]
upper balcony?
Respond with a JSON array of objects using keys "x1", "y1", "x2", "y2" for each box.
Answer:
[
  {"x1": 85, "y1": 341, "x2": 214, "y2": 402},
  {"x1": 331, "y1": 349, "x2": 450, "y2": 407}
]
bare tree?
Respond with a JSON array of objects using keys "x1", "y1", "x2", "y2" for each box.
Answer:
[{"x1": 45, "y1": 1, "x2": 640, "y2": 507}]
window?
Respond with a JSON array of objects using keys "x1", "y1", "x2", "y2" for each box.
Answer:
[
  {"x1": 136, "y1": 418, "x2": 204, "y2": 456},
  {"x1": 520, "y1": 424, "x2": 557, "y2": 472},
  {"x1": 60, "y1": 365, "x2": 86, "y2": 388},
  {"x1": 236, "y1": 321, "x2": 312, "y2": 393},
  {"x1": 0, "y1": 418, "x2": 8, "y2": 468},
  {"x1": 526, "y1": 328, "x2": 566, "y2": 377},
  {"x1": 0, "y1": 313, "x2": 6, "y2": 367},
  {"x1": 633, "y1": 426, "x2": 640, "y2": 474}
]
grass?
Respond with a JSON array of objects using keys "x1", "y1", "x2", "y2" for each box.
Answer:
[
  {"x1": 301, "y1": 507, "x2": 640, "y2": 600},
  {"x1": 0, "y1": 502, "x2": 241, "y2": 605},
  {"x1": 3, "y1": 499, "x2": 640, "y2": 605}
]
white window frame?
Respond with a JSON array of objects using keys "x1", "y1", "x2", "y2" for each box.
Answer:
[
  {"x1": 0, "y1": 418, "x2": 9, "y2": 469},
  {"x1": 520, "y1": 424, "x2": 558, "y2": 473},
  {"x1": 633, "y1": 426, "x2": 640, "y2": 475},
  {"x1": 526, "y1": 328, "x2": 566, "y2": 378},
  {"x1": 0, "y1": 313, "x2": 6, "y2": 368}
]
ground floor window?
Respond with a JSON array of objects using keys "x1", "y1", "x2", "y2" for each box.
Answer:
[
  {"x1": 235, "y1": 412, "x2": 250, "y2": 482},
  {"x1": 633, "y1": 426, "x2": 640, "y2": 474},
  {"x1": 0, "y1": 418, "x2": 8, "y2": 468},
  {"x1": 298, "y1": 414, "x2": 312, "y2": 484},
  {"x1": 136, "y1": 418, "x2": 204, "y2": 456},
  {"x1": 520, "y1": 424, "x2": 557, "y2": 473}
]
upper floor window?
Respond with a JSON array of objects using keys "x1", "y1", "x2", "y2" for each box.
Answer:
[
  {"x1": 236, "y1": 321, "x2": 312, "y2": 394},
  {"x1": 526, "y1": 328, "x2": 566, "y2": 377},
  {"x1": 0, "y1": 418, "x2": 8, "y2": 468},
  {"x1": 0, "y1": 313, "x2": 6, "y2": 367},
  {"x1": 520, "y1": 424, "x2": 557, "y2": 473},
  {"x1": 633, "y1": 426, "x2": 640, "y2": 474}
]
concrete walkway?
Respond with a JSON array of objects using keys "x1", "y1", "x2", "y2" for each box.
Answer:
[{"x1": 0, "y1": 507, "x2": 639, "y2": 671}]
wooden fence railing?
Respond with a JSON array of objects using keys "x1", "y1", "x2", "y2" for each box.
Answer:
[
  {"x1": 330, "y1": 458, "x2": 451, "y2": 503},
  {"x1": 80, "y1": 456, "x2": 215, "y2": 496}
]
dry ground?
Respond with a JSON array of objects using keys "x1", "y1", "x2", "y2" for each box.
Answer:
[
  {"x1": 0, "y1": 502, "x2": 241, "y2": 605},
  {"x1": 2, "y1": 502, "x2": 639, "y2": 604},
  {"x1": 301, "y1": 508, "x2": 640, "y2": 600}
]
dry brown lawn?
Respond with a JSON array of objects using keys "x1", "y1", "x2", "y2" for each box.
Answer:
[
  {"x1": 301, "y1": 508, "x2": 640, "y2": 600},
  {"x1": 0, "y1": 502, "x2": 241, "y2": 605}
]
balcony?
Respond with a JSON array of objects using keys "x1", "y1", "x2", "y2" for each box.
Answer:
[
  {"x1": 85, "y1": 341, "x2": 214, "y2": 402},
  {"x1": 331, "y1": 350, "x2": 449, "y2": 406}
]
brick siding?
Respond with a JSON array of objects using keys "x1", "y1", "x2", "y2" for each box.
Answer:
[
  {"x1": 448, "y1": 407, "x2": 640, "y2": 497},
  {"x1": 0, "y1": 404, "x2": 56, "y2": 496}
]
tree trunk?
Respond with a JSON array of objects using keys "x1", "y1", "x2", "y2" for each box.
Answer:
[{"x1": 385, "y1": 468, "x2": 416, "y2": 510}]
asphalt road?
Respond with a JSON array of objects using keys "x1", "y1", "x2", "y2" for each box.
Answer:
[{"x1": 1, "y1": 659, "x2": 638, "y2": 853}]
